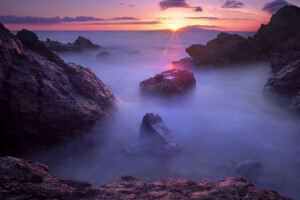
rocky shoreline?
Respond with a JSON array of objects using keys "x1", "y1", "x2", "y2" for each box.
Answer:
[{"x1": 0, "y1": 156, "x2": 291, "y2": 200}]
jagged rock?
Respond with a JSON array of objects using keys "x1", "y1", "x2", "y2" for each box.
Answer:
[
  {"x1": 175, "y1": 5, "x2": 300, "y2": 67},
  {"x1": 126, "y1": 113, "x2": 180, "y2": 156},
  {"x1": 139, "y1": 69, "x2": 196, "y2": 96},
  {"x1": 44, "y1": 36, "x2": 100, "y2": 52},
  {"x1": 97, "y1": 50, "x2": 110, "y2": 57},
  {"x1": 271, "y1": 51, "x2": 300, "y2": 73},
  {"x1": 232, "y1": 160, "x2": 264, "y2": 180},
  {"x1": 0, "y1": 156, "x2": 291, "y2": 200},
  {"x1": 0, "y1": 24, "x2": 115, "y2": 155},
  {"x1": 44, "y1": 38, "x2": 81, "y2": 52},
  {"x1": 73, "y1": 36, "x2": 100, "y2": 49}
]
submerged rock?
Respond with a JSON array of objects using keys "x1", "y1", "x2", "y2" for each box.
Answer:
[
  {"x1": 44, "y1": 36, "x2": 101, "y2": 52},
  {"x1": 0, "y1": 156, "x2": 291, "y2": 200},
  {"x1": 0, "y1": 24, "x2": 115, "y2": 155},
  {"x1": 232, "y1": 160, "x2": 264, "y2": 180},
  {"x1": 126, "y1": 113, "x2": 180, "y2": 156},
  {"x1": 139, "y1": 69, "x2": 196, "y2": 96},
  {"x1": 97, "y1": 50, "x2": 110, "y2": 57}
]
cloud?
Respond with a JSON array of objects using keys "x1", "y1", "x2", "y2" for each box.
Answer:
[
  {"x1": 159, "y1": 0, "x2": 190, "y2": 10},
  {"x1": 110, "y1": 17, "x2": 139, "y2": 20},
  {"x1": 184, "y1": 16, "x2": 248, "y2": 20},
  {"x1": 262, "y1": 0, "x2": 291, "y2": 14},
  {"x1": 159, "y1": 0, "x2": 203, "y2": 12},
  {"x1": 129, "y1": 4, "x2": 135, "y2": 8},
  {"x1": 88, "y1": 21, "x2": 161, "y2": 25},
  {"x1": 178, "y1": 25, "x2": 222, "y2": 31},
  {"x1": 0, "y1": 15, "x2": 141, "y2": 25},
  {"x1": 222, "y1": 0, "x2": 244, "y2": 8},
  {"x1": 194, "y1": 6, "x2": 203, "y2": 12}
]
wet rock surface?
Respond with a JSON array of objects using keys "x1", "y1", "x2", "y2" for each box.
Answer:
[
  {"x1": 0, "y1": 156, "x2": 291, "y2": 200},
  {"x1": 44, "y1": 36, "x2": 101, "y2": 52},
  {"x1": 0, "y1": 24, "x2": 115, "y2": 155},
  {"x1": 139, "y1": 69, "x2": 196, "y2": 96}
]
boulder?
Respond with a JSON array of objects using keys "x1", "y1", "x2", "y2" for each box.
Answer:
[
  {"x1": 97, "y1": 50, "x2": 110, "y2": 57},
  {"x1": 126, "y1": 113, "x2": 180, "y2": 156},
  {"x1": 0, "y1": 156, "x2": 291, "y2": 200},
  {"x1": 0, "y1": 24, "x2": 115, "y2": 155},
  {"x1": 232, "y1": 160, "x2": 264, "y2": 180},
  {"x1": 73, "y1": 36, "x2": 100, "y2": 49},
  {"x1": 139, "y1": 69, "x2": 196, "y2": 96}
]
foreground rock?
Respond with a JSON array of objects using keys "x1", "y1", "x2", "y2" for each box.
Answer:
[
  {"x1": 0, "y1": 156, "x2": 291, "y2": 200},
  {"x1": 44, "y1": 36, "x2": 101, "y2": 52},
  {"x1": 0, "y1": 24, "x2": 115, "y2": 155},
  {"x1": 264, "y1": 32, "x2": 300, "y2": 111},
  {"x1": 127, "y1": 113, "x2": 180, "y2": 155},
  {"x1": 174, "y1": 5, "x2": 300, "y2": 67},
  {"x1": 140, "y1": 69, "x2": 196, "y2": 96}
]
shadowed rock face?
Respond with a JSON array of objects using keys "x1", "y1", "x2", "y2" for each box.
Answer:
[
  {"x1": 176, "y1": 5, "x2": 300, "y2": 67},
  {"x1": 0, "y1": 24, "x2": 115, "y2": 155},
  {"x1": 44, "y1": 36, "x2": 101, "y2": 52},
  {"x1": 0, "y1": 156, "x2": 291, "y2": 200},
  {"x1": 140, "y1": 69, "x2": 196, "y2": 96}
]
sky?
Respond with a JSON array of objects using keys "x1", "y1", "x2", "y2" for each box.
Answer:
[{"x1": 0, "y1": 0, "x2": 299, "y2": 31}]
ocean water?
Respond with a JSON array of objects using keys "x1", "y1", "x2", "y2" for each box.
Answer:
[{"x1": 26, "y1": 31, "x2": 300, "y2": 199}]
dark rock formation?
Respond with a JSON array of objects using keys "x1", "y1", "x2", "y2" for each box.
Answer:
[
  {"x1": 126, "y1": 113, "x2": 180, "y2": 155},
  {"x1": 175, "y1": 5, "x2": 300, "y2": 67},
  {"x1": 73, "y1": 36, "x2": 100, "y2": 49},
  {"x1": 0, "y1": 156, "x2": 291, "y2": 200},
  {"x1": 129, "y1": 50, "x2": 141, "y2": 55},
  {"x1": 140, "y1": 69, "x2": 196, "y2": 96},
  {"x1": 264, "y1": 32, "x2": 300, "y2": 111},
  {"x1": 44, "y1": 38, "x2": 81, "y2": 52},
  {"x1": 44, "y1": 36, "x2": 101, "y2": 52},
  {"x1": 97, "y1": 50, "x2": 110, "y2": 57},
  {"x1": 0, "y1": 24, "x2": 115, "y2": 155}
]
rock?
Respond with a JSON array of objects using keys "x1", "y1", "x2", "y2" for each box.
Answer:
[
  {"x1": 73, "y1": 36, "x2": 100, "y2": 49},
  {"x1": 0, "y1": 156, "x2": 291, "y2": 200},
  {"x1": 175, "y1": 5, "x2": 300, "y2": 67},
  {"x1": 0, "y1": 23, "x2": 115, "y2": 155},
  {"x1": 44, "y1": 36, "x2": 101, "y2": 52},
  {"x1": 44, "y1": 38, "x2": 81, "y2": 52},
  {"x1": 130, "y1": 50, "x2": 141, "y2": 55},
  {"x1": 139, "y1": 69, "x2": 196, "y2": 96},
  {"x1": 271, "y1": 51, "x2": 300, "y2": 73},
  {"x1": 232, "y1": 160, "x2": 264, "y2": 181},
  {"x1": 97, "y1": 50, "x2": 110, "y2": 57},
  {"x1": 253, "y1": 5, "x2": 300, "y2": 54},
  {"x1": 127, "y1": 113, "x2": 180, "y2": 156},
  {"x1": 172, "y1": 57, "x2": 193, "y2": 67}
]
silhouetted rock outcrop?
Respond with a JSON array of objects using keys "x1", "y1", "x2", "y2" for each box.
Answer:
[
  {"x1": 140, "y1": 69, "x2": 196, "y2": 96},
  {"x1": 97, "y1": 50, "x2": 110, "y2": 57},
  {"x1": 126, "y1": 113, "x2": 180, "y2": 155},
  {"x1": 175, "y1": 5, "x2": 300, "y2": 67},
  {"x1": 0, "y1": 24, "x2": 115, "y2": 155},
  {"x1": 0, "y1": 156, "x2": 291, "y2": 200},
  {"x1": 44, "y1": 36, "x2": 101, "y2": 52}
]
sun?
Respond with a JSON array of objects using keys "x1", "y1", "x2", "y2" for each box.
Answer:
[{"x1": 171, "y1": 25, "x2": 179, "y2": 31}]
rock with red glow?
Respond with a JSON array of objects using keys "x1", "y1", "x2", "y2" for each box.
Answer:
[{"x1": 139, "y1": 69, "x2": 196, "y2": 96}]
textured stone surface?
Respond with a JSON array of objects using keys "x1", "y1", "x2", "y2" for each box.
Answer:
[
  {"x1": 0, "y1": 24, "x2": 115, "y2": 155},
  {"x1": 140, "y1": 69, "x2": 196, "y2": 96},
  {"x1": 0, "y1": 156, "x2": 291, "y2": 200}
]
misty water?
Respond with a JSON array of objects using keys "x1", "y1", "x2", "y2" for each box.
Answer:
[{"x1": 26, "y1": 31, "x2": 300, "y2": 198}]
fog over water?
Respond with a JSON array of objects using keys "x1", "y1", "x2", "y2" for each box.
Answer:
[{"x1": 26, "y1": 30, "x2": 300, "y2": 199}]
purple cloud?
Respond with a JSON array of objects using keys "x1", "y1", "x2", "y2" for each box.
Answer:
[
  {"x1": 184, "y1": 16, "x2": 248, "y2": 21},
  {"x1": 195, "y1": 6, "x2": 203, "y2": 12},
  {"x1": 88, "y1": 21, "x2": 161, "y2": 25},
  {"x1": 0, "y1": 16, "x2": 141, "y2": 25},
  {"x1": 262, "y1": 0, "x2": 291, "y2": 14},
  {"x1": 179, "y1": 25, "x2": 222, "y2": 31},
  {"x1": 222, "y1": 0, "x2": 244, "y2": 8},
  {"x1": 159, "y1": 0, "x2": 190, "y2": 10}
]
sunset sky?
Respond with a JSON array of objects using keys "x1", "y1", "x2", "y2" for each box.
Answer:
[{"x1": 0, "y1": 0, "x2": 299, "y2": 31}]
